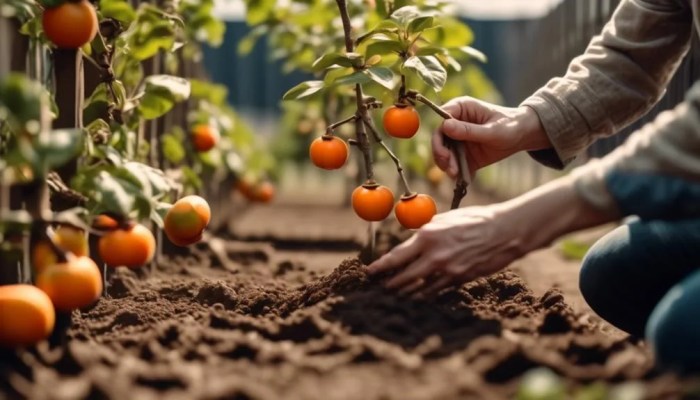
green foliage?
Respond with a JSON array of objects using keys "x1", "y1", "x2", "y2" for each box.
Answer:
[
  {"x1": 72, "y1": 153, "x2": 177, "y2": 222},
  {"x1": 178, "y1": 0, "x2": 225, "y2": 47},
  {"x1": 0, "y1": 74, "x2": 84, "y2": 176},
  {"x1": 119, "y1": 4, "x2": 184, "y2": 61},
  {"x1": 137, "y1": 75, "x2": 191, "y2": 120},
  {"x1": 99, "y1": 0, "x2": 136, "y2": 25},
  {"x1": 248, "y1": 0, "x2": 498, "y2": 175},
  {"x1": 559, "y1": 238, "x2": 592, "y2": 261}
]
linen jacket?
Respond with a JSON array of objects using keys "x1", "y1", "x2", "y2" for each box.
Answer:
[{"x1": 521, "y1": 0, "x2": 700, "y2": 214}]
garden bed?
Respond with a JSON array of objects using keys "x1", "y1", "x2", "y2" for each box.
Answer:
[{"x1": 0, "y1": 205, "x2": 690, "y2": 400}]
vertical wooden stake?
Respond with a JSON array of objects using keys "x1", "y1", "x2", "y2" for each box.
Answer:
[{"x1": 52, "y1": 48, "x2": 84, "y2": 183}]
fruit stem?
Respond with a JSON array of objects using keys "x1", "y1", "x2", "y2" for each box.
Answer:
[
  {"x1": 409, "y1": 91, "x2": 470, "y2": 209},
  {"x1": 360, "y1": 116, "x2": 413, "y2": 196},
  {"x1": 326, "y1": 114, "x2": 359, "y2": 133},
  {"x1": 45, "y1": 226, "x2": 70, "y2": 264}
]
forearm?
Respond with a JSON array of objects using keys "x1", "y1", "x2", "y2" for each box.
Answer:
[
  {"x1": 522, "y1": 0, "x2": 692, "y2": 167},
  {"x1": 497, "y1": 176, "x2": 619, "y2": 253}
]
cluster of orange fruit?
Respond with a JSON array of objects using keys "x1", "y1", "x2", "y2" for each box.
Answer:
[
  {"x1": 310, "y1": 105, "x2": 437, "y2": 229},
  {"x1": 0, "y1": 196, "x2": 211, "y2": 347}
]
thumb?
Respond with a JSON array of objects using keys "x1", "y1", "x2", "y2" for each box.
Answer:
[{"x1": 441, "y1": 119, "x2": 491, "y2": 143}]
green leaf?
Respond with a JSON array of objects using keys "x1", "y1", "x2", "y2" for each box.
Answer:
[
  {"x1": 403, "y1": 55, "x2": 447, "y2": 91},
  {"x1": 355, "y1": 26, "x2": 399, "y2": 45},
  {"x1": 408, "y1": 16, "x2": 434, "y2": 34},
  {"x1": 333, "y1": 71, "x2": 371, "y2": 87},
  {"x1": 237, "y1": 25, "x2": 267, "y2": 55},
  {"x1": 457, "y1": 46, "x2": 488, "y2": 63},
  {"x1": 282, "y1": 80, "x2": 325, "y2": 101},
  {"x1": 77, "y1": 170, "x2": 137, "y2": 217},
  {"x1": 391, "y1": 6, "x2": 423, "y2": 27},
  {"x1": 123, "y1": 161, "x2": 173, "y2": 198},
  {"x1": 0, "y1": 73, "x2": 46, "y2": 128},
  {"x1": 138, "y1": 75, "x2": 190, "y2": 120},
  {"x1": 311, "y1": 52, "x2": 358, "y2": 72},
  {"x1": 33, "y1": 129, "x2": 84, "y2": 171},
  {"x1": 244, "y1": 0, "x2": 276, "y2": 25},
  {"x1": 365, "y1": 67, "x2": 395, "y2": 90},
  {"x1": 190, "y1": 79, "x2": 228, "y2": 105},
  {"x1": 181, "y1": 165, "x2": 203, "y2": 191},
  {"x1": 424, "y1": 17, "x2": 474, "y2": 48},
  {"x1": 111, "y1": 80, "x2": 127, "y2": 108},
  {"x1": 559, "y1": 239, "x2": 591, "y2": 261},
  {"x1": 99, "y1": 0, "x2": 136, "y2": 25},
  {"x1": 415, "y1": 46, "x2": 446, "y2": 56},
  {"x1": 366, "y1": 40, "x2": 404, "y2": 57},
  {"x1": 162, "y1": 133, "x2": 186, "y2": 164},
  {"x1": 375, "y1": 0, "x2": 389, "y2": 18}
]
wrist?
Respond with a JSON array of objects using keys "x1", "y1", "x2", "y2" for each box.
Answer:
[
  {"x1": 514, "y1": 106, "x2": 550, "y2": 151},
  {"x1": 498, "y1": 177, "x2": 615, "y2": 254}
]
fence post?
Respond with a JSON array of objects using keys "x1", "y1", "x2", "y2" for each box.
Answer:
[{"x1": 51, "y1": 49, "x2": 84, "y2": 184}]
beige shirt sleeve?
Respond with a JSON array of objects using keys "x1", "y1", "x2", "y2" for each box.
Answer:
[{"x1": 520, "y1": 0, "x2": 695, "y2": 212}]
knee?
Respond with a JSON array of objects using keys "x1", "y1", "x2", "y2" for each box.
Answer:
[
  {"x1": 646, "y1": 270, "x2": 700, "y2": 372},
  {"x1": 578, "y1": 225, "x2": 630, "y2": 309}
]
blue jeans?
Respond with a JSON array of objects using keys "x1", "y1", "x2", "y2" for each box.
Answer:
[{"x1": 579, "y1": 172, "x2": 700, "y2": 371}]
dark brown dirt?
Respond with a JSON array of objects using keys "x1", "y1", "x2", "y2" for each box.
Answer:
[{"x1": 0, "y1": 243, "x2": 690, "y2": 400}]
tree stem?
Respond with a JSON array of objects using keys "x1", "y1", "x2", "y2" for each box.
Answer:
[
  {"x1": 327, "y1": 114, "x2": 358, "y2": 133},
  {"x1": 336, "y1": 0, "x2": 374, "y2": 182}
]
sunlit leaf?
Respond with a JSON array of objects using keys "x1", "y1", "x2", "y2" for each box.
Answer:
[
  {"x1": 365, "y1": 67, "x2": 395, "y2": 90},
  {"x1": 282, "y1": 80, "x2": 325, "y2": 100},
  {"x1": 138, "y1": 75, "x2": 190, "y2": 120},
  {"x1": 403, "y1": 55, "x2": 446, "y2": 91}
]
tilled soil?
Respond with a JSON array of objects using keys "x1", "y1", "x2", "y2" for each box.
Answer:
[{"x1": 0, "y1": 239, "x2": 688, "y2": 399}]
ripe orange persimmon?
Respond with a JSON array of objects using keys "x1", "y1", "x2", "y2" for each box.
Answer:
[
  {"x1": 351, "y1": 184, "x2": 394, "y2": 222},
  {"x1": 54, "y1": 225, "x2": 88, "y2": 257},
  {"x1": 32, "y1": 241, "x2": 57, "y2": 276},
  {"x1": 42, "y1": 0, "x2": 98, "y2": 49},
  {"x1": 309, "y1": 136, "x2": 348, "y2": 170},
  {"x1": 426, "y1": 165, "x2": 446, "y2": 186},
  {"x1": 164, "y1": 195, "x2": 211, "y2": 247},
  {"x1": 383, "y1": 105, "x2": 420, "y2": 139},
  {"x1": 395, "y1": 194, "x2": 437, "y2": 229},
  {"x1": 93, "y1": 214, "x2": 119, "y2": 230},
  {"x1": 191, "y1": 124, "x2": 220, "y2": 152},
  {"x1": 253, "y1": 181, "x2": 275, "y2": 203},
  {"x1": 98, "y1": 223, "x2": 156, "y2": 268},
  {"x1": 238, "y1": 180, "x2": 275, "y2": 203},
  {"x1": 0, "y1": 284, "x2": 55, "y2": 347},
  {"x1": 36, "y1": 256, "x2": 102, "y2": 311}
]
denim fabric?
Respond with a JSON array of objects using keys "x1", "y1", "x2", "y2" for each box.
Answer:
[
  {"x1": 579, "y1": 173, "x2": 700, "y2": 371},
  {"x1": 646, "y1": 269, "x2": 700, "y2": 371},
  {"x1": 606, "y1": 171, "x2": 700, "y2": 220}
]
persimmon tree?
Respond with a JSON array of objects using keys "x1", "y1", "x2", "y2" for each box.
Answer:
[
  {"x1": 241, "y1": 0, "x2": 496, "y2": 191},
  {"x1": 253, "y1": 0, "x2": 490, "y2": 255},
  {"x1": 0, "y1": 0, "x2": 272, "y2": 347}
]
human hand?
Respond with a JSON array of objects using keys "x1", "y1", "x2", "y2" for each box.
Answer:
[
  {"x1": 367, "y1": 177, "x2": 616, "y2": 298},
  {"x1": 433, "y1": 97, "x2": 550, "y2": 178},
  {"x1": 367, "y1": 204, "x2": 525, "y2": 298}
]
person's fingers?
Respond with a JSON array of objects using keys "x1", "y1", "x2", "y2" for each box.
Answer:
[
  {"x1": 414, "y1": 275, "x2": 453, "y2": 298},
  {"x1": 431, "y1": 129, "x2": 453, "y2": 171},
  {"x1": 385, "y1": 254, "x2": 436, "y2": 290},
  {"x1": 441, "y1": 101, "x2": 462, "y2": 119},
  {"x1": 397, "y1": 278, "x2": 426, "y2": 296},
  {"x1": 367, "y1": 235, "x2": 421, "y2": 275},
  {"x1": 442, "y1": 119, "x2": 492, "y2": 143}
]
